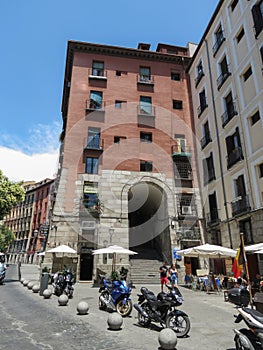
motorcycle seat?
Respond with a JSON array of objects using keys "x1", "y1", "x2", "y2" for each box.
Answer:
[{"x1": 244, "y1": 307, "x2": 263, "y2": 324}]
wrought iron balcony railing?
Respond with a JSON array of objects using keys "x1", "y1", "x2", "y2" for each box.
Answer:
[
  {"x1": 221, "y1": 103, "x2": 238, "y2": 127},
  {"x1": 217, "y1": 68, "x2": 231, "y2": 90},
  {"x1": 195, "y1": 69, "x2": 205, "y2": 87},
  {"x1": 83, "y1": 137, "x2": 104, "y2": 151},
  {"x1": 197, "y1": 101, "x2": 208, "y2": 117},
  {"x1": 137, "y1": 74, "x2": 154, "y2": 85},
  {"x1": 88, "y1": 68, "x2": 107, "y2": 79},
  {"x1": 212, "y1": 32, "x2": 226, "y2": 56},
  {"x1": 231, "y1": 195, "x2": 251, "y2": 216},
  {"x1": 227, "y1": 146, "x2": 244, "y2": 169},
  {"x1": 206, "y1": 209, "x2": 220, "y2": 225},
  {"x1": 201, "y1": 133, "x2": 212, "y2": 149},
  {"x1": 86, "y1": 99, "x2": 106, "y2": 112}
]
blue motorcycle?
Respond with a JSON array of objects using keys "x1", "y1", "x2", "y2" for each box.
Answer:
[{"x1": 98, "y1": 276, "x2": 133, "y2": 317}]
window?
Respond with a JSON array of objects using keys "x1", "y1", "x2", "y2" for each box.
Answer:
[
  {"x1": 203, "y1": 153, "x2": 216, "y2": 184},
  {"x1": 259, "y1": 163, "x2": 263, "y2": 178},
  {"x1": 201, "y1": 121, "x2": 212, "y2": 149},
  {"x1": 140, "y1": 67, "x2": 151, "y2": 82},
  {"x1": 87, "y1": 127, "x2": 101, "y2": 149},
  {"x1": 252, "y1": 1, "x2": 263, "y2": 38},
  {"x1": 236, "y1": 28, "x2": 245, "y2": 43},
  {"x1": 217, "y1": 56, "x2": 231, "y2": 89},
  {"x1": 243, "y1": 66, "x2": 252, "y2": 82},
  {"x1": 140, "y1": 96, "x2": 152, "y2": 115},
  {"x1": 213, "y1": 24, "x2": 225, "y2": 56},
  {"x1": 114, "y1": 136, "x2": 126, "y2": 144},
  {"x1": 208, "y1": 192, "x2": 219, "y2": 223},
  {"x1": 251, "y1": 110, "x2": 260, "y2": 125},
  {"x1": 239, "y1": 219, "x2": 252, "y2": 244},
  {"x1": 222, "y1": 91, "x2": 237, "y2": 127},
  {"x1": 174, "y1": 134, "x2": 186, "y2": 152},
  {"x1": 171, "y1": 72, "x2": 180, "y2": 81},
  {"x1": 140, "y1": 132, "x2": 152, "y2": 142},
  {"x1": 83, "y1": 182, "x2": 99, "y2": 210},
  {"x1": 231, "y1": 0, "x2": 238, "y2": 12},
  {"x1": 89, "y1": 91, "x2": 103, "y2": 109},
  {"x1": 116, "y1": 70, "x2": 127, "y2": 76},
  {"x1": 173, "y1": 100, "x2": 183, "y2": 110},
  {"x1": 140, "y1": 161, "x2": 152, "y2": 172},
  {"x1": 226, "y1": 128, "x2": 243, "y2": 168},
  {"x1": 198, "y1": 89, "x2": 207, "y2": 116},
  {"x1": 85, "y1": 157, "x2": 98, "y2": 174},
  {"x1": 195, "y1": 61, "x2": 204, "y2": 87},
  {"x1": 92, "y1": 61, "x2": 104, "y2": 76},
  {"x1": 115, "y1": 100, "x2": 126, "y2": 109}
]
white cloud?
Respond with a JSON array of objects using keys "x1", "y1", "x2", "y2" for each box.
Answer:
[{"x1": 0, "y1": 146, "x2": 59, "y2": 182}]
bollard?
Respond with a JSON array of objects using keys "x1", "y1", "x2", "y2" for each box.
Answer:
[
  {"x1": 39, "y1": 272, "x2": 49, "y2": 296},
  {"x1": 107, "y1": 313, "x2": 123, "y2": 330},
  {"x1": 158, "y1": 328, "x2": 177, "y2": 350},
  {"x1": 77, "y1": 301, "x2": 89, "y2": 315}
]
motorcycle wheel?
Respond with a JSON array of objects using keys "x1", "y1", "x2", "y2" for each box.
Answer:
[
  {"x1": 166, "y1": 314, "x2": 190, "y2": 338},
  {"x1": 116, "y1": 299, "x2": 132, "y2": 317},
  {"x1": 138, "y1": 303, "x2": 151, "y2": 327},
  {"x1": 98, "y1": 291, "x2": 108, "y2": 310}
]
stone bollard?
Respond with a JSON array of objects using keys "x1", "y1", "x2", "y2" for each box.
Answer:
[
  {"x1": 23, "y1": 280, "x2": 29, "y2": 287},
  {"x1": 158, "y1": 328, "x2": 177, "y2": 350},
  {"x1": 107, "y1": 313, "x2": 123, "y2": 330},
  {"x1": 20, "y1": 278, "x2": 25, "y2": 284},
  {"x1": 27, "y1": 281, "x2": 35, "y2": 290},
  {"x1": 43, "y1": 289, "x2": 52, "y2": 299},
  {"x1": 58, "y1": 294, "x2": 68, "y2": 306},
  {"x1": 77, "y1": 301, "x2": 89, "y2": 315},
  {"x1": 32, "y1": 283, "x2": 40, "y2": 293}
]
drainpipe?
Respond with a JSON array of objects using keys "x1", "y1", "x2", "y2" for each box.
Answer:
[{"x1": 205, "y1": 40, "x2": 233, "y2": 248}]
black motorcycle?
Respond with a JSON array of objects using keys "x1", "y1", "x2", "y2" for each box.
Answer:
[
  {"x1": 233, "y1": 307, "x2": 263, "y2": 350},
  {"x1": 53, "y1": 269, "x2": 75, "y2": 298},
  {"x1": 134, "y1": 286, "x2": 190, "y2": 337}
]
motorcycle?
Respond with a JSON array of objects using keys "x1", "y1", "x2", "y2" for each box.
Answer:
[
  {"x1": 233, "y1": 307, "x2": 263, "y2": 350},
  {"x1": 98, "y1": 275, "x2": 133, "y2": 317},
  {"x1": 53, "y1": 268, "x2": 75, "y2": 298},
  {"x1": 134, "y1": 286, "x2": 190, "y2": 337},
  {"x1": 0, "y1": 264, "x2": 6, "y2": 285}
]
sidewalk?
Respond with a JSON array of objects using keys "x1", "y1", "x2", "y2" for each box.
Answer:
[{"x1": 17, "y1": 263, "x2": 237, "y2": 350}]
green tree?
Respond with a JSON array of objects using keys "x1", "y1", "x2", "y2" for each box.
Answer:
[
  {"x1": 0, "y1": 225, "x2": 15, "y2": 252},
  {"x1": 0, "y1": 170, "x2": 25, "y2": 220}
]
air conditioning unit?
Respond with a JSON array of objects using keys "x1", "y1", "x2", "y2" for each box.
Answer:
[
  {"x1": 81, "y1": 221, "x2": 96, "y2": 230},
  {"x1": 182, "y1": 206, "x2": 192, "y2": 215}
]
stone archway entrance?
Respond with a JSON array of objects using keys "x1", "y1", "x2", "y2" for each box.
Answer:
[{"x1": 128, "y1": 181, "x2": 171, "y2": 262}]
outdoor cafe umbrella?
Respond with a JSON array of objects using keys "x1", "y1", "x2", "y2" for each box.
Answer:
[
  {"x1": 176, "y1": 243, "x2": 237, "y2": 259},
  {"x1": 92, "y1": 245, "x2": 138, "y2": 271},
  {"x1": 46, "y1": 244, "x2": 77, "y2": 270}
]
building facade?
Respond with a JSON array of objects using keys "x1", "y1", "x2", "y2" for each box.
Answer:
[
  {"x1": 187, "y1": 0, "x2": 263, "y2": 275},
  {"x1": 47, "y1": 41, "x2": 203, "y2": 281},
  {"x1": 5, "y1": 179, "x2": 54, "y2": 263}
]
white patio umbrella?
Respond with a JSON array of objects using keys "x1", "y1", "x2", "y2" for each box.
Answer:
[
  {"x1": 46, "y1": 244, "x2": 77, "y2": 270},
  {"x1": 0, "y1": 252, "x2": 4, "y2": 256},
  {"x1": 244, "y1": 243, "x2": 263, "y2": 253},
  {"x1": 177, "y1": 243, "x2": 237, "y2": 259},
  {"x1": 92, "y1": 245, "x2": 138, "y2": 271},
  {"x1": 254, "y1": 248, "x2": 263, "y2": 254}
]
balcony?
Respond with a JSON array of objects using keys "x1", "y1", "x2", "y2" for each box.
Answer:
[
  {"x1": 227, "y1": 146, "x2": 244, "y2": 169},
  {"x1": 197, "y1": 101, "x2": 208, "y2": 117},
  {"x1": 231, "y1": 195, "x2": 251, "y2": 217},
  {"x1": 201, "y1": 133, "x2": 212, "y2": 149},
  {"x1": 206, "y1": 209, "x2": 220, "y2": 225},
  {"x1": 137, "y1": 105, "x2": 155, "y2": 117},
  {"x1": 137, "y1": 74, "x2": 154, "y2": 85},
  {"x1": 88, "y1": 68, "x2": 107, "y2": 80},
  {"x1": 174, "y1": 161, "x2": 192, "y2": 180},
  {"x1": 212, "y1": 32, "x2": 226, "y2": 57},
  {"x1": 217, "y1": 69, "x2": 231, "y2": 90},
  {"x1": 177, "y1": 228, "x2": 201, "y2": 241},
  {"x1": 86, "y1": 99, "x2": 106, "y2": 113},
  {"x1": 83, "y1": 137, "x2": 104, "y2": 151},
  {"x1": 221, "y1": 104, "x2": 238, "y2": 128},
  {"x1": 172, "y1": 145, "x2": 192, "y2": 158},
  {"x1": 204, "y1": 168, "x2": 216, "y2": 185},
  {"x1": 177, "y1": 204, "x2": 197, "y2": 219},
  {"x1": 195, "y1": 69, "x2": 205, "y2": 88}
]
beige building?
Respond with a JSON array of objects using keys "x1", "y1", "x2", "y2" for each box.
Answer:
[{"x1": 187, "y1": 0, "x2": 263, "y2": 275}]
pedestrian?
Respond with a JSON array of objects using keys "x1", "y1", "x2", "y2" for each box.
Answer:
[
  {"x1": 159, "y1": 261, "x2": 169, "y2": 292},
  {"x1": 168, "y1": 263, "x2": 178, "y2": 288}
]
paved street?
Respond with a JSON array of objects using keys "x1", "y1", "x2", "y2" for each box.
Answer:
[{"x1": 0, "y1": 264, "x2": 238, "y2": 350}]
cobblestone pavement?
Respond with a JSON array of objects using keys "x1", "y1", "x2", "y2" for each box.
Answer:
[{"x1": 1, "y1": 264, "x2": 238, "y2": 350}]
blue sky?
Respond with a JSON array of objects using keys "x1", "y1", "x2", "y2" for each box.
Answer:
[{"x1": 0, "y1": 0, "x2": 219, "y2": 182}]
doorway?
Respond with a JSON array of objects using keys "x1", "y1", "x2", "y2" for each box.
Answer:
[{"x1": 80, "y1": 252, "x2": 93, "y2": 280}]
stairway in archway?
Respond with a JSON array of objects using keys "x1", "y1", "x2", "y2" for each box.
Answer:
[{"x1": 129, "y1": 247, "x2": 163, "y2": 284}]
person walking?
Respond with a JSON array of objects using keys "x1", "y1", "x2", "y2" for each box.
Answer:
[
  {"x1": 159, "y1": 261, "x2": 169, "y2": 292},
  {"x1": 169, "y1": 263, "x2": 178, "y2": 288}
]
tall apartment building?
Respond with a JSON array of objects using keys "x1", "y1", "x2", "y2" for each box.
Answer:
[
  {"x1": 187, "y1": 0, "x2": 263, "y2": 275},
  {"x1": 5, "y1": 178, "x2": 54, "y2": 263},
  {"x1": 47, "y1": 41, "x2": 203, "y2": 281}
]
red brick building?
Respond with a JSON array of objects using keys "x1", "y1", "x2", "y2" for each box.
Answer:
[{"x1": 48, "y1": 41, "x2": 203, "y2": 281}]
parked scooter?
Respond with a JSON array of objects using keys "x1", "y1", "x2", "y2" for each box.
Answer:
[
  {"x1": 53, "y1": 268, "x2": 75, "y2": 298},
  {"x1": 98, "y1": 275, "x2": 133, "y2": 317},
  {"x1": 134, "y1": 286, "x2": 190, "y2": 337},
  {"x1": 233, "y1": 307, "x2": 263, "y2": 349},
  {"x1": 0, "y1": 257, "x2": 6, "y2": 285}
]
